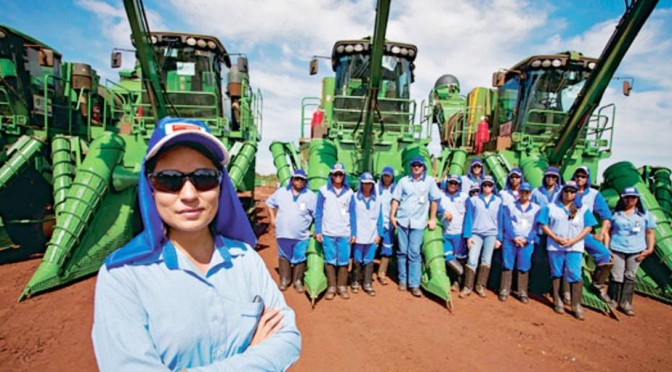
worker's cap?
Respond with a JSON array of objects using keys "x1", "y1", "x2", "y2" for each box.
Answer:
[
  {"x1": 469, "y1": 183, "x2": 480, "y2": 192},
  {"x1": 381, "y1": 166, "x2": 395, "y2": 177},
  {"x1": 481, "y1": 175, "x2": 495, "y2": 186},
  {"x1": 360, "y1": 172, "x2": 375, "y2": 184},
  {"x1": 330, "y1": 162, "x2": 346, "y2": 175},
  {"x1": 145, "y1": 117, "x2": 229, "y2": 166},
  {"x1": 509, "y1": 168, "x2": 523, "y2": 177},
  {"x1": 562, "y1": 181, "x2": 579, "y2": 191},
  {"x1": 544, "y1": 167, "x2": 561, "y2": 177},
  {"x1": 470, "y1": 158, "x2": 484, "y2": 167},
  {"x1": 621, "y1": 187, "x2": 640, "y2": 198},
  {"x1": 519, "y1": 182, "x2": 532, "y2": 192},
  {"x1": 292, "y1": 169, "x2": 308, "y2": 180},
  {"x1": 573, "y1": 166, "x2": 590, "y2": 175},
  {"x1": 446, "y1": 174, "x2": 462, "y2": 184},
  {"x1": 409, "y1": 156, "x2": 426, "y2": 167}
]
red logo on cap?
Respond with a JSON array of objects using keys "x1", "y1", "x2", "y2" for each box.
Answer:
[{"x1": 166, "y1": 123, "x2": 205, "y2": 134}]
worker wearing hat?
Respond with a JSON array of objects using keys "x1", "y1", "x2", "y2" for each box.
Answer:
[
  {"x1": 537, "y1": 181, "x2": 597, "y2": 320},
  {"x1": 461, "y1": 175, "x2": 503, "y2": 299},
  {"x1": 315, "y1": 162, "x2": 356, "y2": 300},
  {"x1": 608, "y1": 186, "x2": 656, "y2": 316},
  {"x1": 436, "y1": 174, "x2": 469, "y2": 288},
  {"x1": 267, "y1": 169, "x2": 316, "y2": 293},
  {"x1": 461, "y1": 157, "x2": 486, "y2": 194},
  {"x1": 377, "y1": 166, "x2": 396, "y2": 285},
  {"x1": 501, "y1": 167, "x2": 526, "y2": 207},
  {"x1": 531, "y1": 167, "x2": 562, "y2": 210},
  {"x1": 352, "y1": 172, "x2": 384, "y2": 296},
  {"x1": 499, "y1": 182, "x2": 540, "y2": 303},
  {"x1": 390, "y1": 156, "x2": 442, "y2": 297}
]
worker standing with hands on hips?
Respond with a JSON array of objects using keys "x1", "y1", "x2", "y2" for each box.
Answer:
[
  {"x1": 390, "y1": 156, "x2": 442, "y2": 297},
  {"x1": 267, "y1": 169, "x2": 316, "y2": 293},
  {"x1": 608, "y1": 187, "x2": 656, "y2": 316},
  {"x1": 314, "y1": 163, "x2": 356, "y2": 300},
  {"x1": 92, "y1": 117, "x2": 300, "y2": 371},
  {"x1": 538, "y1": 180, "x2": 597, "y2": 320},
  {"x1": 352, "y1": 172, "x2": 384, "y2": 296}
]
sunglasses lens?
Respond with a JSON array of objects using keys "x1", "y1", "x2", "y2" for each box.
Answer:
[
  {"x1": 150, "y1": 171, "x2": 186, "y2": 193},
  {"x1": 190, "y1": 169, "x2": 221, "y2": 191}
]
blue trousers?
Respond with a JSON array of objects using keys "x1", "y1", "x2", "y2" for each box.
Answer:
[
  {"x1": 442, "y1": 234, "x2": 466, "y2": 261},
  {"x1": 466, "y1": 234, "x2": 497, "y2": 270},
  {"x1": 584, "y1": 234, "x2": 611, "y2": 265},
  {"x1": 322, "y1": 235, "x2": 351, "y2": 266},
  {"x1": 548, "y1": 250, "x2": 583, "y2": 283},
  {"x1": 502, "y1": 239, "x2": 533, "y2": 272},
  {"x1": 380, "y1": 228, "x2": 394, "y2": 257},
  {"x1": 397, "y1": 226, "x2": 424, "y2": 289},
  {"x1": 276, "y1": 238, "x2": 309, "y2": 264},
  {"x1": 353, "y1": 243, "x2": 377, "y2": 264}
]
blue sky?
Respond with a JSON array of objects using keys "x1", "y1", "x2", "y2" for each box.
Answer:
[{"x1": 2, "y1": 0, "x2": 670, "y2": 176}]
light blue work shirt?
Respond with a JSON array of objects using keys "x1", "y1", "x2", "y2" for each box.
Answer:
[
  {"x1": 503, "y1": 200, "x2": 540, "y2": 243},
  {"x1": 537, "y1": 201, "x2": 597, "y2": 253},
  {"x1": 552, "y1": 187, "x2": 612, "y2": 220},
  {"x1": 531, "y1": 185, "x2": 561, "y2": 211},
  {"x1": 463, "y1": 194, "x2": 504, "y2": 239},
  {"x1": 392, "y1": 174, "x2": 442, "y2": 230},
  {"x1": 379, "y1": 184, "x2": 395, "y2": 229},
  {"x1": 500, "y1": 189, "x2": 519, "y2": 207},
  {"x1": 315, "y1": 184, "x2": 356, "y2": 237},
  {"x1": 354, "y1": 191, "x2": 384, "y2": 244},
  {"x1": 437, "y1": 191, "x2": 468, "y2": 235},
  {"x1": 461, "y1": 174, "x2": 484, "y2": 194},
  {"x1": 267, "y1": 185, "x2": 316, "y2": 240},
  {"x1": 610, "y1": 209, "x2": 656, "y2": 254},
  {"x1": 92, "y1": 236, "x2": 301, "y2": 371}
]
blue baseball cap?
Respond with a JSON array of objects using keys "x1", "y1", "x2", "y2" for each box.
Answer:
[
  {"x1": 145, "y1": 117, "x2": 229, "y2": 165},
  {"x1": 621, "y1": 187, "x2": 640, "y2": 197},
  {"x1": 330, "y1": 162, "x2": 346, "y2": 174},
  {"x1": 509, "y1": 168, "x2": 523, "y2": 177},
  {"x1": 360, "y1": 172, "x2": 375, "y2": 184},
  {"x1": 446, "y1": 174, "x2": 462, "y2": 184},
  {"x1": 563, "y1": 181, "x2": 579, "y2": 191},
  {"x1": 469, "y1": 183, "x2": 480, "y2": 192},
  {"x1": 481, "y1": 175, "x2": 495, "y2": 186},
  {"x1": 292, "y1": 169, "x2": 307, "y2": 180},
  {"x1": 381, "y1": 166, "x2": 395, "y2": 177},
  {"x1": 544, "y1": 167, "x2": 560, "y2": 177},
  {"x1": 410, "y1": 156, "x2": 426, "y2": 167},
  {"x1": 519, "y1": 182, "x2": 532, "y2": 192}
]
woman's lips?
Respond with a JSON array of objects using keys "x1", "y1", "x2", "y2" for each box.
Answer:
[{"x1": 178, "y1": 208, "x2": 205, "y2": 219}]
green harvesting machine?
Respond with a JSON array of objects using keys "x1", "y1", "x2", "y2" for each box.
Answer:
[
  {"x1": 270, "y1": 0, "x2": 456, "y2": 308},
  {"x1": 429, "y1": 0, "x2": 670, "y2": 312},
  {"x1": 0, "y1": 24, "x2": 114, "y2": 264},
  {"x1": 17, "y1": 0, "x2": 262, "y2": 299}
]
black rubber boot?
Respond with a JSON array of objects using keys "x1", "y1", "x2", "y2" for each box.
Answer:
[
  {"x1": 459, "y1": 266, "x2": 476, "y2": 299},
  {"x1": 324, "y1": 264, "x2": 337, "y2": 300},
  {"x1": 571, "y1": 281, "x2": 585, "y2": 321},
  {"x1": 608, "y1": 281, "x2": 623, "y2": 308},
  {"x1": 292, "y1": 262, "x2": 306, "y2": 294},
  {"x1": 619, "y1": 279, "x2": 636, "y2": 316},
  {"x1": 475, "y1": 265, "x2": 490, "y2": 298},
  {"x1": 517, "y1": 271, "x2": 529, "y2": 303},
  {"x1": 446, "y1": 259, "x2": 464, "y2": 276},
  {"x1": 592, "y1": 263, "x2": 613, "y2": 303},
  {"x1": 377, "y1": 256, "x2": 390, "y2": 285},
  {"x1": 552, "y1": 278, "x2": 565, "y2": 314},
  {"x1": 499, "y1": 270, "x2": 512, "y2": 302},
  {"x1": 337, "y1": 266, "x2": 350, "y2": 300},
  {"x1": 351, "y1": 262, "x2": 362, "y2": 294},
  {"x1": 278, "y1": 258, "x2": 291, "y2": 291},
  {"x1": 363, "y1": 263, "x2": 376, "y2": 297}
]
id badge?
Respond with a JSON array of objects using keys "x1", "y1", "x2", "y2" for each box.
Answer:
[
  {"x1": 299, "y1": 202, "x2": 306, "y2": 211},
  {"x1": 341, "y1": 208, "x2": 347, "y2": 216},
  {"x1": 631, "y1": 226, "x2": 641, "y2": 233},
  {"x1": 419, "y1": 196, "x2": 426, "y2": 204},
  {"x1": 520, "y1": 219, "x2": 529, "y2": 227},
  {"x1": 571, "y1": 218, "x2": 580, "y2": 227}
]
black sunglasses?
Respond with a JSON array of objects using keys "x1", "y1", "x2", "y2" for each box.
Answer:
[
  {"x1": 563, "y1": 189, "x2": 577, "y2": 194},
  {"x1": 411, "y1": 163, "x2": 424, "y2": 168},
  {"x1": 148, "y1": 168, "x2": 222, "y2": 193}
]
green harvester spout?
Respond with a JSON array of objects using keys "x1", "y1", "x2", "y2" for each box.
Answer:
[
  {"x1": 421, "y1": 227, "x2": 452, "y2": 310},
  {"x1": 228, "y1": 141, "x2": 257, "y2": 190}
]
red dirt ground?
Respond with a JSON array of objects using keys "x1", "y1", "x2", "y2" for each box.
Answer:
[{"x1": 1, "y1": 186, "x2": 671, "y2": 371}]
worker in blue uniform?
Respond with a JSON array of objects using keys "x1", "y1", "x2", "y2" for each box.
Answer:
[
  {"x1": 461, "y1": 157, "x2": 486, "y2": 194},
  {"x1": 377, "y1": 166, "x2": 396, "y2": 285},
  {"x1": 500, "y1": 167, "x2": 525, "y2": 207},
  {"x1": 499, "y1": 182, "x2": 539, "y2": 303},
  {"x1": 315, "y1": 162, "x2": 356, "y2": 300},
  {"x1": 436, "y1": 174, "x2": 469, "y2": 289},
  {"x1": 267, "y1": 169, "x2": 316, "y2": 293},
  {"x1": 538, "y1": 181, "x2": 597, "y2": 320},
  {"x1": 352, "y1": 172, "x2": 384, "y2": 296}
]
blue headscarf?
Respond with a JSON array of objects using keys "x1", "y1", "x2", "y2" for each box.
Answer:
[
  {"x1": 327, "y1": 162, "x2": 350, "y2": 191},
  {"x1": 467, "y1": 157, "x2": 486, "y2": 181},
  {"x1": 505, "y1": 167, "x2": 526, "y2": 191},
  {"x1": 378, "y1": 166, "x2": 396, "y2": 193},
  {"x1": 357, "y1": 172, "x2": 377, "y2": 199},
  {"x1": 105, "y1": 117, "x2": 257, "y2": 269}
]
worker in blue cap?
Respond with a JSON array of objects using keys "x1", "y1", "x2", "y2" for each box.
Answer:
[
  {"x1": 315, "y1": 162, "x2": 356, "y2": 300},
  {"x1": 377, "y1": 166, "x2": 396, "y2": 284},
  {"x1": 267, "y1": 169, "x2": 316, "y2": 293},
  {"x1": 461, "y1": 157, "x2": 486, "y2": 194},
  {"x1": 390, "y1": 156, "x2": 442, "y2": 297},
  {"x1": 608, "y1": 186, "x2": 656, "y2": 316},
  {"x1": 501, "y1": 167, "x2": 526, "y2": 206},
  {"x1": 499, "y1": 182, "x2": 540, "y2": 303},
  {"x1": 92, "y1": 117, "x2": 300, "y2": 370},
  {"x1": 352, "y1": 172, "x2": 384, "y2": 296},
  {"x1": 436, "y1": 174, "x2": 469, "y2": 289}
]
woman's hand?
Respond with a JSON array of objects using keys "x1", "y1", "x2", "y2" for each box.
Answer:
[
  {"x1": 494, "y1": 240, "x2": 502, "y2": 249},
  {"x1": 635, "y1": 248, "x2": 654, "y2": 262},
  {"x1": 467, "y1": 238, "x2": 474, "y2": 250},
  {"x1": 315, "y1": 233, "x2": 323, "y2": 243},
  {"x1": 427, "y1": 219, "x2": 437, "y2": 230},
  {"x1": 250, "y1": 307, "x2": 284, "y2": 347},
  {"x1": 443, "y1": 211, "x2": 453, "y2": 221},
  {"x1": 390, "y1": 216, "x2": 398, "y2": 229}
]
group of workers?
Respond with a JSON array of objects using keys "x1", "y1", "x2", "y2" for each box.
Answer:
[{"x1": 267, "y1": 157, "x2": 657, "y2": 320}]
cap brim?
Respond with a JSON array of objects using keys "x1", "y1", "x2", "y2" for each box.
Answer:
[
  {"x1": 146, "y1": 131, "x2": 229, "y2": 165},
  {"x1": 361, "y1": 180, "x2": 375, "y2": 184},
  {"x1": 292, "y1": 175, "x2": 307, "y2": 180}
]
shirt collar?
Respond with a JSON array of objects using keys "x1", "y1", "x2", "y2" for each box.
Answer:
[{"x1": 161, "y1": 234, "x2": 247, "y2": 271}]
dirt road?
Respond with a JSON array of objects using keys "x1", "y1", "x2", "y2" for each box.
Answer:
[{"x1": 1, "y1": 187, "x2": 671, "y2": 371}]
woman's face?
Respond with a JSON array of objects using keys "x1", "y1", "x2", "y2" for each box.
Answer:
[
  {"x1": 361, "y1": 182, "x2": 373, "y2": 195},
  {"x1": 151, "y1": 146, "x2": 220, "y2": 234},
  {"x1": 624, "y1": 196, "x2": 639, "y2": 209},
  {"x1": 561, "y1": 188, "x2": 577, "y2": 203}
]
